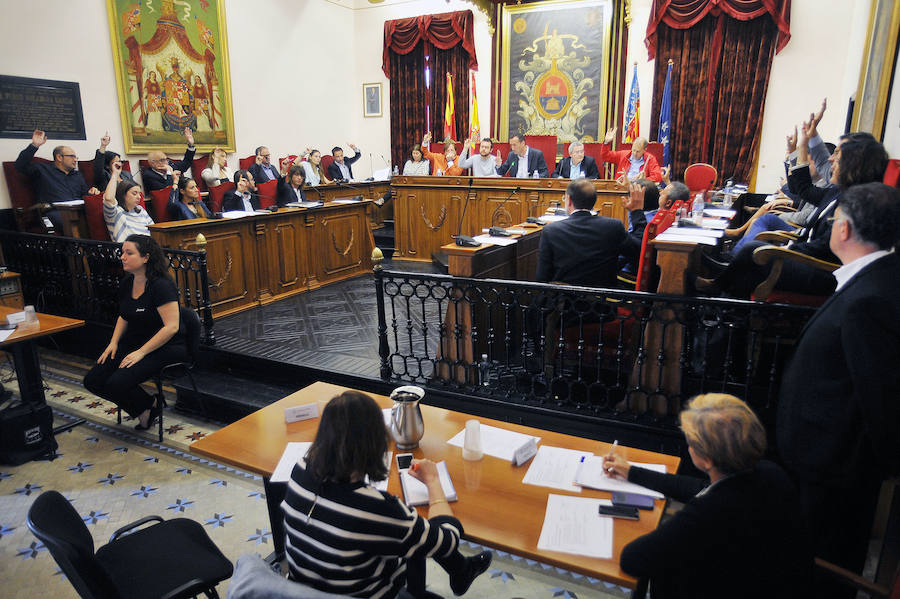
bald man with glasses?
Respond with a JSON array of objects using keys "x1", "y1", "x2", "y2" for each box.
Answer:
[{"x1": 140, "y1": 127, "x2": 196, "y2": 191}]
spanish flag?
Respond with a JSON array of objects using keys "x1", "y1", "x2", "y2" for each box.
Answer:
[
  {"x1": 443, "y1": 73, "x2": 455, "y2": 142},
  {"x1": 469, "y1": 72, "x2": 479, "y2": 152}
]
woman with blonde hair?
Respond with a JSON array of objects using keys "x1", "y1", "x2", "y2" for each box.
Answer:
[
  {"x1": 200, "y1": 147, "x2": 232, "y2": 188},
  {"x1": 603, "y1": 394, "x2": 811, "y2": 598}
]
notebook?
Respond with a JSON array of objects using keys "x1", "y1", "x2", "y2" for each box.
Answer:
[{"x1": 399, "y1": 461, "x2": 457, "y2": 506}]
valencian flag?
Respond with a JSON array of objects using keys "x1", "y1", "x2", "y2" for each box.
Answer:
[
  {"x1": 443, "y1": 73, "x2": 455, "y2": 142},
  {"x1": 469, "y1": 72, "x2": 480, "y2": 152},
  {"x1": 658, "y1": 60, "x2": 674, "y2": 169},
  {"x1": 623, "y1": 63, "x2": 640, "y2": 143}
]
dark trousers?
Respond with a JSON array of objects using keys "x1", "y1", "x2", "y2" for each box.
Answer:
[
  {"x1": 717, "y1": 240, "x2": 836, "y2": 298},
  {"x1": 83, "y1": 341, "x2": 187, "y2": 418},
  {"x1": 403, "y1": 551, "x2": 469, "y2": 599},
  {"x1": 795, "y1": 474, "x2": 882, "y2": 599}
]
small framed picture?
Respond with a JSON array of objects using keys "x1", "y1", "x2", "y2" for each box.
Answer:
[{"x1": 363, "y1": 82, "x2": 382, "y2": 118}]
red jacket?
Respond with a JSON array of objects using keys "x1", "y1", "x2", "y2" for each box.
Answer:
[{"x1": 599, "y1": 144, "x2": 662, "y2": 182}]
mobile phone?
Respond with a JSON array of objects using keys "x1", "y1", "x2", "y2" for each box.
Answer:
[
  {"x1": 396, "y1": 453, "x2": 413, "y2": 471},
  {"x1": 598, "y1": 504, "x2": 640, "y2": 520},
  {"x1": 0, "y1": 323, "x2": 17, "y2": 330},
  {"x1": 611, "y1": 492, "x2": 655, "y2": 510}
]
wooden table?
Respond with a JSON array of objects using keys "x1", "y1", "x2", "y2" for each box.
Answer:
[
  {"x1": 0, "y1": 306, "x2": 84, "y2": 404},
  {"x1": 191, "y1": 381, "x2": 680, "y2": 587}
]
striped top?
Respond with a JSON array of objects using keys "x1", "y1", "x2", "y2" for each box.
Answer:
[
  {"x1": 104, "y1": 202, "x2": 154, "y2": 242},
  {"x1": 282, "y1": 460, "x2": 462, "y2": 599}
]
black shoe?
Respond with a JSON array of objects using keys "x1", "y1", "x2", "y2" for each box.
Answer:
[
  {"x1": 134, "y1": 404, "x2": 161, "y2": 431},
  {"x1": 449, "y1": 551, "x2": 492, "y2": 596}
]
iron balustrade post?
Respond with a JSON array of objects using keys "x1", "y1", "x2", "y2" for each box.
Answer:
[{"x1": 373, "y1": 266, "x2": 392, "y2": 380}]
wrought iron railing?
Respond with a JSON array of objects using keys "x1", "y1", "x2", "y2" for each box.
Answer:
[
  {"x1": 374, "y1": 267, "x2": 815, "y2": 433},
  {"x1": 0, "y1": 231, "x2": 214, "y2": 344}
]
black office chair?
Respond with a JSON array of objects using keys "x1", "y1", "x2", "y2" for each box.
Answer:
[
  {"x1": 27, "y1": 490, "x2": 233, "y2": 599},
  {"x1": 118, "y1": 306, "x2": 206, "y2": 442}
]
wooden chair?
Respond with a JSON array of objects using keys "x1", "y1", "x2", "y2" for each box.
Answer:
[
  {"x1": 750, "y1": 244, "x2": 837, "y2": 305},
  {"x1": 684, "y1": 163, "x2": 718, "y2": 193}
]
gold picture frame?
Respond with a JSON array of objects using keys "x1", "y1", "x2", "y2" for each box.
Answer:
[
  {"x1": 851, "y1": 0, "x2": 900, "y2": 140},
  {"x1": 496, "y1": 0, "x2": 616, "y2": 142},
  {"x1": 363, "y1": 82, "x2": 383, "y2": 118},
  {"x1": 106, "y1": 0, "x2": 236, "y2": 153}
]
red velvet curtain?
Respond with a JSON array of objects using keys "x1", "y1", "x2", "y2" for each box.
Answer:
[
  {"x1": 648, "y1": 1, "x2": 787, "y2": 183},
  {"x1": 384, "y1": 10, "x2": 477, "y2": 171}
]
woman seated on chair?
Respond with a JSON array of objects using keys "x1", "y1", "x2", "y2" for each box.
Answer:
[
  {"x1": 84, "y1": 234, "x2": 185, "y2": 431},
  {"x1": 282, "y1": 390, "x2": 492, "y2": 599},
  {"x1": 604, "y1": 393, "x2": 812, "y2": 599},
  {"x1": 200, "y1": 147, "x2": 233, "y2": 188},
  {"x1": 276, "y1": 164, "x2": 307, "y2": 207},
  {"x1": 300, "y1": 149, "x2": 332, "y2": 186},
  {"x1": 402, "y1": 144, "x2": 430, "y2": 176},
  {"x1": 168, "y1": 172, "x2": 211, "y2": 220},
  {"x1": 102, "y1": 161, "x2": 154, "y2": 242}
]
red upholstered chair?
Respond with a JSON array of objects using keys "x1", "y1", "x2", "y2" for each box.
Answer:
[
  {"x1": 633, "y1": 206, "x2": 679, "y2": 292},
  {"x1": 207, "y1": 181, "x2": 234, "y2": 213},
  {"x1": 77, "y1": 159, "x2": 95, "y2": 189},
  {"x1": 239, "y1": 155, "x2": 255, "y2": 171},
  {"x1": 684, "y1": 163, "x2": 718, "y2": 193},
  {"x1": 192, "y1": 155, "x2": 209, "y2": 194},
  {"x1": 3, "y1": 157, "x2": 52, "y2": 232},
  {"x1": 884, "y1": 158, "x2": 900, "y2": 187},
  {"x1": 148, "y1": 186, "x2": 172, "y2": 223},
  {"x1": 82, "y1": 194, "x2": 110, "y2": 241},
  {"x1": 492, "y1": 142, "x2": 511, "y2": 171},
  {"x1": 525, "y1": 135, "x2": 557, "y2": 174},
  {"x1": 319, "y1": 154, "x2": 334, "y2": 177},
  {"x1": 257, "y1": 179, "x2": 277, "y2": 209}
]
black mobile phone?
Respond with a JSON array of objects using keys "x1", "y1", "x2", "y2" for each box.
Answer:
[
  {"x1": 0, "y1": 323, "x2": 17, "y2": 330},
  {"x1": 396, "y1": 453, "x2": 413, "y2": 471},
  {"x1": 599, "y1": 504, "x2": 640, "y2": 520},
  {"x1": 611, "y1": 492, "x2": 655, "y2": 510}
]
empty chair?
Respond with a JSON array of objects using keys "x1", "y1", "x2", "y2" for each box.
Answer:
[
  {"x1": 684, "y1": 162, "x2": 717, "y2": 193},
  {"x1": 27, "y1": 489, "x2": 232, "y2": 599}
]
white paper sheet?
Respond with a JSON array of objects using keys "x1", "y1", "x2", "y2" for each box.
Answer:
[
  {"x1": 574, "y1": 457, "x2": 667, "y2": 499},
  {"x1": 521, "y1": 446, "x2": 593, "y2": 491},
  {"x1": 382, "y1": 408, "x2": 392, "y2": 427},
  {"x1": 539, "y1": 214, "x2": 568, "y2": 223},
  {"x1": 270, "y1": 442, "x2": 313, "y2": 483},
  {"x1": 285, "y1": 201, "x2": 323, "y2": 208},
  {"x1": 703, "y1": 208, "x2": 737, "y2": 218},
  {"x1": 472, "y1": 235, "x2": 517, "y2": 246},
  {"x1": 481, "y1": 228, "x2": 528, "y2": 235},
  {"x1": 332, "y1": 198, "x2": 363, "y2": 204},
  {"x1": 654, "y1": 232, "x2": 719, "y2": 246},
  {"x1": 663, "y1": 226, "x2": 724, "y2": 238},
  {"x1": 537, "y1": 494, "x2": 613, "y2": 559},
  {"x1": 399, "y1": 461, "x2": 457, "y2": 506},
  {"x1": 0, "y1": 328, "x2": 15, "y2": 343},
  {"x1": 221, "y1": 210, "x2": 256, "y2": 219},
  {"x1": 52, "y1": 199, "x2": 85, "y2": 207},
  {"x1": 447, "y1": 424, "x2": 540, "y2": 461},
  {"x1": 701, "y1": 218, "x2": 731, "y2": 229}
]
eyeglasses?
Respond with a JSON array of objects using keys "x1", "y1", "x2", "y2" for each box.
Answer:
[
  {"x1": 826, "y1": 216, "x2": 847, "y2": 225},
  {"x1": 61, "y1": 154, "x2": 77, "y2": 158},
  {"x1": 260, "y1": 154, "x2": 271, "y2": 158}
]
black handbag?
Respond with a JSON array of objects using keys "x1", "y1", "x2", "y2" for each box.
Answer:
[{"x1": 0, "y1": 397, "x2": 57, "y2": 465}]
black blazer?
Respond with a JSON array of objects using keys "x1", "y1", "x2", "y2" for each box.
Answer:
[
  {"x1": 326, "y1": 149, "x2": 361, "y2": 181},
  {"x1": 536, "y1": 209, "x2": 646, "y2": 287},
  {"x1": 777, "y1": 252, "x2": 900, "y2": 487},
  {"x1": 248, "y1": 162, "x2": 280, "y2": 184},
  {"x1": 141, "y1": 147, "x2": 196, "y2": 191},
  {"x1": 551, "y1": 155, "x2": 600, "y2": 179},
  {"x1": 221, "y1": 190, "x2": 260, "y2": 212},
  {"x1": 275, "y1": 176, "x2": 306, "y2": 207},
  {"x1": 497, "y1": 147, "x2": 549, "y2": 178},
  {"x1": 620, "y1": 462, "x2": 812, "y2": 599},
  {"x1": 786, "y1": 165, "x2": 840, "y2": 262}
]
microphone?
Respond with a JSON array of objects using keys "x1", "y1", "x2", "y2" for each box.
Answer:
[
  {"x1": 335, "y1": 180, "x2": 364, "y2": 202},
  {"x1": 490, "y1": 186, "x2": 521, "y2": 228},
  {"x1": 309, "y1": 185, "x2": 325, "y2": 200},
  {"x1": 380, "y1": 154, "x2": 391, "y2": 168},
  {"x1": 454, "y1": 178, "x2": 479, "y2": 247}
]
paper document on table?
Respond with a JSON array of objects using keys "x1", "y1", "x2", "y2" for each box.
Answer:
[
  {"x1": 447, "y1": 424, "x2": 540, "y2": 461},
  {"x1": 271, "y1": 442, "x2": 313, "y2": 483},
  {"x1": 522, "y1": 446, "x2": 592, "y2": 491},
  {"x1": 662, "y1": 227, "x2": 724, "y2": 238},
  {"x1": 539, "y1": 214, "x2": 568, "y2": 223},
  {"x1": 537, "y1": 494, "x2": 613, "y2": 559},
  {"x1": 654, "y1": 231, "x2": 718, "y2": 246},
  {"x1": 701, "y1": 218, "x2": 730, "y2": 229},
  {"x1": 285, "y1": 201, "x2": 323, "y2": 208},
  {"x1": 0, "y1": 328, "x2": 15, "y2": 343},
  {"x1": 703, "y1": 208, "x2": 737, "y2": 218},
  {"x1": 52, "y1": 199, "x2": 85, "y2": 207},
  {"x1": 574, "y1": 457, "x2": 666, "y2": 499},
  {"x1": 400, "y1": 461, "x2": 457, "y2": 506},
  {"x1": 472, "y1": 235, "x2": 517, "y2": 246},
  {"x1": 382, "y1": 408, "x2": 392, "y2": 427},
  {"x1": 221, "y1": 210, "x2": 256, "y2": 219},
  {"x1": 481, "y1": 228, "x2": 528, "y2": 235},
  {"x1": 365, "y1": 451, "x2": 392, "y2": 492}
]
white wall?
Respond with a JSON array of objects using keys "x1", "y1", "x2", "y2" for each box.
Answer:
[{"x1": 0, "y1": 0, "x2": 880, "y2": 210}]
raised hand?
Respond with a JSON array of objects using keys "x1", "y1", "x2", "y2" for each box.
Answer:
[
  {"x1": 348, "y1": 143, "x2": 358, "y2": 151},
  {"x1": 786, "y1": 126, "x2": 797, "y2": 154},
  {"x1": 603, "y1": 127, "x2": 617, "y2": 144},
  {"x1": 100, "y1": 131, "x2": 111, "y2": 151},
  {"x1": 494, "y1": 150, "x2": 502, "y2": 166},
  {"x1": 615, "y1": 172, "x2": 630, "y2": 188},
  {"x1": 32, "y1": 129, "x2": 47, "y2": 147},
  {"x1": 172, "y1": 170, "x2": 181, "y2": 184},
  {"x1": 422, "y1": 132, "x2": 432, "y2": 145},
  {"x1": 184, "y1": 127, "x2": 195, "y2": 147},
  {"x1": 623, "y1": 182, "x2": 645, "y2": 211},
  {"x1": 805, "y1": 98, "x2": 826, "y2": 139},
  {"x1": 661, "y1": 166, "x2": 671, "y2": 186},
  {"x1": 111, "y1": 160, "x2": 122, "y2": 175}
]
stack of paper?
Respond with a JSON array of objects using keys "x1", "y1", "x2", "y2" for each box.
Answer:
[
  {"x1": 573, "y1": 457, "x2": 666, "y2": 498},
  {"x1": 399, "y1": 461, "x2": 457, "y2": 506},
  {"x1": 447, "y1": 424, "x2": 541, "y2": 461},
  {"x1": 654, "y1": 231, "x2": 718, "y2": 246},
  {"x1": 472, "y1": 235, "x2": 517, "y2": 246},
  {"x1": 521, "y1": 446, "x2": 592, "y2": 491},
  {"x1": 537, "y1": 494, "x2": 613, "y2": 559},
  {"x1": 221, "y1": 210, "x2": 256, "y2": 219},
  {"x1": 271, "y1": 442, "x2": 313, "y2": 483}
]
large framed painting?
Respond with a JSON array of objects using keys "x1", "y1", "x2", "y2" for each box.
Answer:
[
  {"x1": 498, "y1": 0, "x2": 615, "y2": 142},
  {"x1": 851, "y1": 0, "x2": 899, "y2": 141},
  {"x1": 106, "y1": 0, "x2": 235, "y2": 153}
]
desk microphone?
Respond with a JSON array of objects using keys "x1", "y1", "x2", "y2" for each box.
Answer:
[
  {"x1": 309, "y1": 184, "x2": 325, "y2": 201},
  {"x1": 454, "y1": 178, "x2": 479, "y2": 246},
  {"x1": 335, "y1": 180, "x2": 364, "y2": 202},
  {"x1": 490, "y1": 186, "x2": 521, "y2": 227}
]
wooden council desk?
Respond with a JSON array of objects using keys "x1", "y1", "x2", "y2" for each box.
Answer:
[
  {"x1": 149, "y1": 201, "x2": 374, "y2": 318},
  {"x1": 190, "y1": 381, "x2": 680, "y2": 587},
  {"x1": 391, "y1": 176, "x2": 628, "y2": 262}
]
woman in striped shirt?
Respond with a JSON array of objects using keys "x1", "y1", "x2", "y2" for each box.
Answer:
[
  {"x1": 103, "y1": 161, "x2": 154, "y2": 242},
  {"x1": 282, "y1": 391, "x2": 492, "y2": 599}
]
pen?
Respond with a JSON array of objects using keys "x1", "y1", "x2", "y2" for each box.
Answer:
[{"x1": 611, "y1": 440, "x2": 619, "y2": 454}]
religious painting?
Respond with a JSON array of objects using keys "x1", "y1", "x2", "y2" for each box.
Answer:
[
  {"x1": 363, "y1": 82, "x2": 382, "y2": 118},
  {"x1": 106, "y1": 0, "x2": 235, "y2": 153},
  {"x1": 498, "y1": 0, "x2": 614, "y2": 143}
]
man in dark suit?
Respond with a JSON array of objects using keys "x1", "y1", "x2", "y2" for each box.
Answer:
[
  {"x1": 536, "y1": 178, "x2": 647, "y2": 287},
  {"x1": 141, "y1": 127, "x2": 196, "y2": 191},
  {"x1": 777, "y1": 182, "x2": 900, "y2": 599},
  {"x1": 326, "y1": 144, "x2": 361, "y2": 181},
  {"x1": 248, "y1": 146, "x2": 280, "y2": 184},
  {"x1": 221, "y1": 170, "x2": 260, "y2": 212},
  {"x1": 551, "y1": 141, "x2": 599, "y2": 179},
  {"x1": 496, "y1": 134, "x2": 549, "y2": 178}
]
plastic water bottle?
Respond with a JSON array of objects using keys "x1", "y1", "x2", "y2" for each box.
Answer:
[
  {"x1": 478, "y1": 354, "x2": 491, "y2": 386},
  {"x1": 532, "y1": 170, "x2": 539, "y2": 179},
  {"x1": 723, "y1": 179, "x2": 734, "y2": 209},
  {"x1": 392, "y1": 165, "x2": 399, "y2": 176},
  {"x1": 692, "y1": 193, "x2": 705, "y2": 225}
]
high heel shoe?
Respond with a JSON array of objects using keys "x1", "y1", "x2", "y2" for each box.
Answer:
[{"x1": 134, "y1": 403, "x2": 162, "y2": 431}]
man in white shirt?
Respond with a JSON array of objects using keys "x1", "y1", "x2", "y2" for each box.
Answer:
[
  {"x1": 458, "y1": 138, "x2": 499, "y2": 177},
  {"x1": 496, "y1": 134, "x2": 549, "y2": 178}
]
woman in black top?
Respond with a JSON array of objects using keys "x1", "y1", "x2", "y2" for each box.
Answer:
[{"x1": 83, "y1": 234, "x2": 186, "y2": 430}]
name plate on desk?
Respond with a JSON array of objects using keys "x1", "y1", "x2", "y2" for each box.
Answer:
[
  {"x1": 284, "y1": 403, "x2": 319, "y2": 423},
  {"x1": 512, "y1": 437, "x2": 538, "y2": 466}
]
